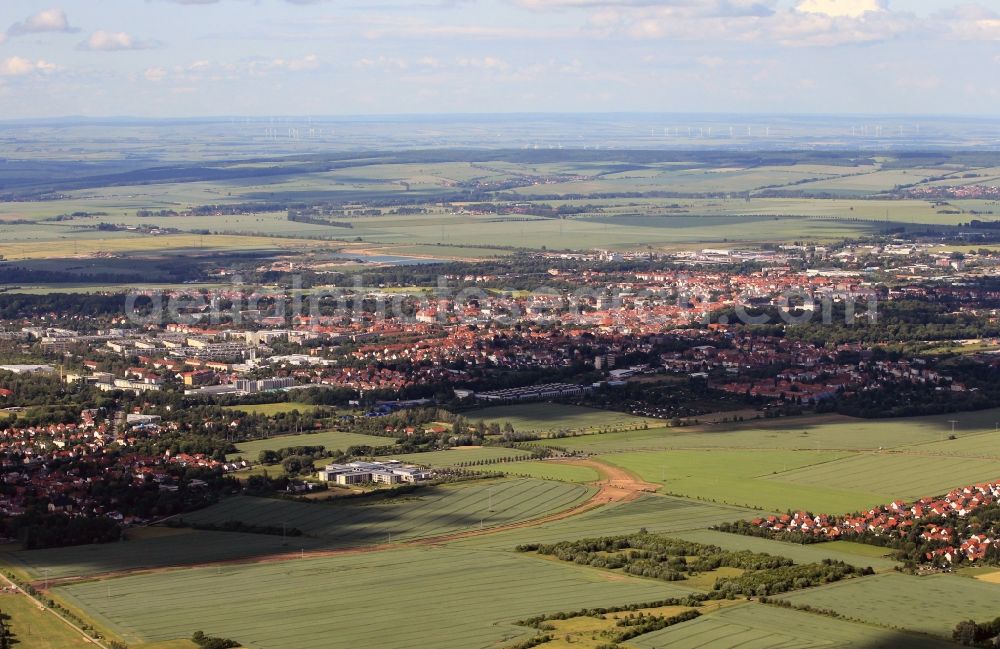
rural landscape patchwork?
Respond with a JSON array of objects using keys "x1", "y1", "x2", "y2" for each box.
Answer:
[{"x1": 3, "y1": 1, "x2": 1000, "y2": 648}]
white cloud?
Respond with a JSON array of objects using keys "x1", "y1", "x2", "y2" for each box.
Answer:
[
  {"x1": 588, "y1": 8, "x2": 623, "y2": 27},
  {"x1": 262, "y1": 54, "x2": 321, "y2": 72},
  {"x1": 457, "y1": 56, "x2": 510, "y2": 71},
  {"x1": 585, "y1": 0, "x2": 910, "y2": 47},
  {"x1": 795, "y1": 0, "x2": 887, "y2": 18},
  {"x1": 697, "y1": 56, "x2": 726, "y2": 69},
  {"x1": 6, "y1": 8, "x2": 77, "y2": 37},
  {"x1": 362, "y1": 17, "x2": 568, "y2": 40},
  {"x1": 627, "y1": 18, "x2": 667, "y2": 38},
  {"x1": 144, "y1": 67, "x2": 168, "y2": 81},
  {"x1": 940, "y1": 3, "x2": 998, "y2": 20},
  {"x1": 517, "y1": 0, "x2": 650, "y2": 6},
  {"x1": 0, "y1": 58, "x2": 34, "y2": 76},
  {"x1": 356, "y1": 56, "x2": 410, "y2": 70},
  {"x1": 160, "y1": 0, "x2": 331, "y2": 3},
  {"x1": 895, "y1": 73, "x2": 941, "y2": 91},
  {"x1": 0, "y1": 56, "x2": 58, "y2": 76},
  {"x1": 78, "y1": 31, "x2": 160, "y2": 51},
  {"x1": 286, "y1": 54, "x2": 320, "y2": 71},
  {"x1": 935, "y1": 4, "x2": 1000, "y2": 41},
  {"x1": 161, "y1": 55, "x2": 323, "y2": 83},
  {"x1": 536, "y1": 0, "x2": 1000, "y2": 44},
  {"x1": 356, "y1": 56, "x2": 449, "y2": 70},
  {"x1": 515, "y1": 0, "x2": 775, "y2": 16},
  {"x1": 764, "y1": 9, "x2": 910, "y2": 46}
]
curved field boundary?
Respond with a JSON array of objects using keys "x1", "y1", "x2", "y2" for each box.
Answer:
[{"x1": 39, "y1": 460, "x2": 657, "y2": 587}]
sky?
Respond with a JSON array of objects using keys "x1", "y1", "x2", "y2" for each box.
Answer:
[{"x1": 0, "y1": 0, "x2": 998, "y2": 118}]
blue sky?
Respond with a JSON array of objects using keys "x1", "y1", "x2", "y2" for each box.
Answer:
[{"x1": 0, "y1": 0, "x2": 997, "y2": 117}]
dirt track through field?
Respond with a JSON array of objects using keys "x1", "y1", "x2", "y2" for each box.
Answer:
[{"x1": 38, "y1": 459, "x2": 660, "y2": 588}]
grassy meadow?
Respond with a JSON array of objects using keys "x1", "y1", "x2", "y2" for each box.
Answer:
[
  {"x1": 546, "y1": 409, "x2": 1000, "y2": 512},
  {"x1": 631, "y1": 601, "x2": 954, "y2": 649},
  {"x1": 15, "y1": 466, "x2": 999, "y2": 649},
  {"x1": 55, "y1": 546, "x2": 678, "y2": 649},
  {"x1": 9, "y1": 141, "x2": 1000, "y2": 649},
  {"x1": 448, "y1": 494, "x2": 757, "y2": 553},
  {"x1": 672, "y1": 529, "x2": 898, "y2": 571},
  {"x1": 466, "y1": 403, "x2": 662, "y2": 435},
  {"x1": 602, "y1": 449, "x2": 881, "y2": 512},
  {"x1": 775, "y1": 573, "x2": 1000, "y2": 638},
  {"x1": 4, "y1": 493, "x2": 742, "y2": 582},
  {"x1": 0, "y1": 591, "x2": 97, "y2": 649},
  {"x1": 7, "y1": 154, "x2": 995, "y2": 264},
  {"x1": 528, "y1": 409, "x2": 1000, "y2": 454},
  {"x1": 762, "y1": 452, "x2": 1000, "y2": 502},
  {"x1": 602, "y1": 445, "x2": 1000, "y2": 513},
  {"x1": 490, "y1": 460, "x2": 602, "y2": 483},
  {"x1": 5, "y1": 529, "x2": 332, "y2": 580},
  {"x1": 226, "y1": 430, "x2": 389, "y2": 461},
  {"x1": 222, "y1": 402, "x2": 324, "y2": 416},
  {"x1": 378, "y1": 446, "x2": 533, "y2": 467},
  {"x1": 0, "y1": 232, "x2": 332, "y2": 261},
  {"x1": 179, "y1": 479, "x2": 592, "y2": 546}
]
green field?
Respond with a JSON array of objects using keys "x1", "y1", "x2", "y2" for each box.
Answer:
[
  {"x1": 379, "y1": 446, "x2": 533, "y2": 467},
  {"x1": 11, "y1": 158, "x2": 1000, "y2": 648},
  {"x1": 631, "y1": 601, "x2": 955, "y2": 649},
  {"x1": 56, "y1": 546, "x2": 677, "y2": 649},
  {"x1": 0, "y1": 198, "x2": 967, "y2": 264},
  {"x1": 788, "y1": 168, "x2": 941, "y2": 194},
  {"x1": 226, "y1": 430, "x2": 390, "y2": 461},
  {"x1": 341, "y1": 211, "x2": 876, "y2": 249},
  {"x1": 776, "y1": 573, "x2": 1000, "y2": 638},
  {"x1": 12, "y1": 140, "x2": 1000, "y2": 649},
  {"x1": 1, "y1": 195, "x2": 878, "y2": 256},
  {"x1": 0, "y1": 233, "x2": 333, "y2": 260},
  {"x1": 529, "y1": 409, "x2": 1000, "y2": 454},
  {"x1": 5, "y1": 152, "x2": 998, "y2": 264},
  {"x1": 764, "y1": 452, "x2": 1000, "y2": 503},
  {"x1": 495, "y1": 409, "x2": 1000, "y2": 515},
  {"x1": 822, "y1": 540, "x2": 896, "y2": 559},
  {"x1": 180, "y1": 479, "x2": 591, "y2": 546},
  {"x1": 223, "y1": 402, "x2": 323, "y2": 416},
  {"x1": 601, "y1": 443, "x2": 1000, "y2": 513},
  {"x1": 22, "y1": 492, "x2": 973, "y2": 649},
  {"x1": 488, "y1": 460, "x2": 601, "y2": 483},
  {"x1": 449, "y1": 494, "x2": 755, "y2": 552},
  {"x1": 903, "y1": 426, "x2": 1000, "y2": 459},
  {"x1": 602, "y1": 449, "x2": 881, "y2": 512},
  {"x1": 466, "y1": 403, "x2": 662, "y2": 435},
  {"x1": 673, "y1": 529, "x2": 898, "y2": 571},
  {"x1": 8, "y1": 495, "x2": 754, "y2": 581},
  {"x1": 379, "y1": 243, "x2": 513, "y2": 260},
  {"x1": 4, "y1": 530, "x2": 331, "y2": 580},
  {"x1": 0, "y1": 591, "x2": 96, "y2": 649}
]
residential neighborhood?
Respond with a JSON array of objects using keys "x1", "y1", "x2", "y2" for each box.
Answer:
[{"x1": 744, "y1": 480, "x2": 1000, "y2": 565}]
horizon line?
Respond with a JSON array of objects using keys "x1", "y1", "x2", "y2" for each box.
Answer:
[{"x1": 1, "y1": 111, "x2": 999, "y2": 124}]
